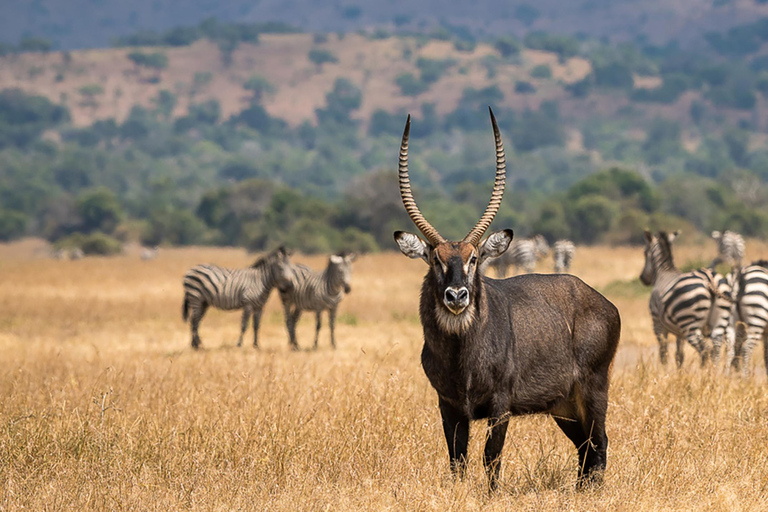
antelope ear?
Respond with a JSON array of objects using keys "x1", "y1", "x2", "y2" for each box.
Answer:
[
  {"x1": 643, "y1": 229, "x2": 653, "y2": 245},
  {"x1": 479, "y1": 229, "x2": 513, "y2": 264},
  {"x1": 394, "y1": 231, "x2": 429, "y2": 263}
]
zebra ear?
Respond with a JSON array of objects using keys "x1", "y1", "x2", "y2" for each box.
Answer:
[
  {"x1": 330, "y1": 254, "x2": 343, "y2": 264},
  {"x1": 394, "y1": 231, "x2": 430, "y2": 263},
  {"x1": 668, "y1": 230, "x2": 681, "y2": 243},
  {"x1": 345, "y1": 253, "x2": 357, "y2": 263},
  {"x1": 643, "y1": 229, "x2": 653, "y2": 245}
]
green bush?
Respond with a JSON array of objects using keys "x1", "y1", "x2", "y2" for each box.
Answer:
[
  {"x1": 530, "y1": 64, "x2": 552, "y2": 79},
  {"x1": 308, "y1": 48, "x2": 338, "y2": 66},
  {"x1": 395, "y1": 73, "x2": 429, "y2": 96}
]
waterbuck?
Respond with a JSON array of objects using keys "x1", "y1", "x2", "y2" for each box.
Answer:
[{"x1": 393, "y1": 109, "x2": 621, "y2": 489}]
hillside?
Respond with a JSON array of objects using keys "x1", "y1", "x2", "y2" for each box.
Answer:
[
  {"x1": 5, "y1": 0, "x2": 768, "y2": 50},
  {"x1": 0, "y1": 34, "x2": 591, "y2": 128}
]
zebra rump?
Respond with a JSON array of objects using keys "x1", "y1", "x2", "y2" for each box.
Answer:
[{"x1": 731, "y1": 260, "x2": 768, "y2": 375}]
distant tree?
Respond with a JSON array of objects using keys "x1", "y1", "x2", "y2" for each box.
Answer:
[
  {"x1": 127, "y1": 51, "x2": 169, "y2": 81},
  {"x1": 316, "y1": 78, "x2": 362, "y2": 125},
  {"x1": 515, "y1": 80, "x2": 536, "y2": 94},
  {"x1": 152, "y1": 90, "x2": 177, "y2": 120},
  {"x1": 76, "y1": 188, "x2": 124, "y2": 235},
  {"x1": 494, "y1": 36, "x2": 522, "y2": 58},
  {"x1": 524, "y1": 31, "x2": 580, "y2": 61},
  {"x1": 243, "y1": 74, "x2": 276, "y2": 104},
  {"x1": 188, "y1": 99, "x2": 221, "y2": 125},
  {"x1": 0, "y1": 209, "x2": 28, "y2": 241},
  {"x1": 78, "y1": 84, "x2": 104, "y2": 114},
  {"x1": 308, "y1": 48, "x2": 339, "y2": 69},
  {"x1": 395, "y1": 73, "x2": 428, "y2": 96},
  {"x1": 17, "y1": 37, "x2": 53, "y2": 53},
  {"x1": 530, "y1": 64, "x2": 552, "y2": 79}
]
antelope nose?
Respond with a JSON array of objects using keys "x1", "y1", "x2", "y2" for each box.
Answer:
[{"x1": 444, "y1": 287, "x2": 468, "y2": 304}]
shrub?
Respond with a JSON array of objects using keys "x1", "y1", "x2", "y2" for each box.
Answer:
[
  {"x1": 530, "y1": 64, "x2": 552, "y2": 79},
  {"x1": 395, "y1": 73, "x2": 428, "y2": 96},
  {"x1": 308, "y1": 48, "x2": 338, "y2": 67}
]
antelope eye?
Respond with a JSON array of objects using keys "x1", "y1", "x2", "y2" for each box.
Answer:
[{"x1": 470, "y1": 256, "x2": 477, "y2": 265}]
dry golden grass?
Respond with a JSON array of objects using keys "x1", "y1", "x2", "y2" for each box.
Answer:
[{"x1": 2, "y1": 239, "x2": 768, "y2": 510}]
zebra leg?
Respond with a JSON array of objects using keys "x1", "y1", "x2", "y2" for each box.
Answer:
[
  {"x1": 685, "y1": 329, "x2": 710, "y2": 367},
  {"x1": 190, "y1": 303, "x2": 208, "y2": 350},
  {"x1": 283, "y1": 303, "x2": 298, "y2": 350},
  {"x1": 652, "y1": 319, "x2": 669, "y2": 366},
  {"x1": 741, "y1": 329, "x2": 762, "y2": 376},
  {"x1": 675, "y1": 336, "x2": 685, "y2": 368},
  {"x1": 252, "y1": 307, "x2": 263, "y2": 348},
  {"x1": 290, "y1": 307, "x2": 302, "y2": 351},
  {"x1": 329, "y1": 308, "x2": 337, "y2": 349},
  {"x1": 237, "y1": 307, "x2": 250, "y2": 347},
  {"x1": 313, "y1": 311, "x2": 322, "y2": 350}
]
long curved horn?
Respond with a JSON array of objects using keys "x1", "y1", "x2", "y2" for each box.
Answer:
[
  {"x1": 399, "y1": 114, "x2": 446, "y2": 246},
  {"x1": 463, "y1": 107, "x2": 506, "y2": 245}
]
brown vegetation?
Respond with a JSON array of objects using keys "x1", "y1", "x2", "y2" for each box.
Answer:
[{"x1": 1, "y1": 239, "x2": 768, "y2": 509}]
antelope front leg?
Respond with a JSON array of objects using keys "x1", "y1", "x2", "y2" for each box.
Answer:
[
  {"x1": 439, "y1": 398, "x2": 469, "y2": 481},
  {"x1": 483, "y1": 417, "x2": 509, "y2": 491}
]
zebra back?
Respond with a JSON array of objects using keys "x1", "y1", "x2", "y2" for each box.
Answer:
[{"x1": 182, "y1": 247, "x2": 291, "y2": 313}]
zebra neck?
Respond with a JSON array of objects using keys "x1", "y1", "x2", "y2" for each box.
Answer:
[{"x1": 322, "y1": 267, "x2": 344, "y2": 296}]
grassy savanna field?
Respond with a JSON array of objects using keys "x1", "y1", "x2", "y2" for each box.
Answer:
[{"x1": 2, "y1": 238, "x2": 768, "y2": 510}]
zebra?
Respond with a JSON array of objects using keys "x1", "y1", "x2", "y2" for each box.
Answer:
[
  {"x1": 730, "y1": 261, "x2": 768, "y2": 375},
  {"x1": 279, "y1": 251, "x2": 356, "y2": 350},
  {"x1": 141, "y1": 246, "x2": 159, "y2": 261},
  {"x1": 486, "y1": 234, "x2": 549, "y2": 277},
  {"x1": 182, "y1": 246, "x2": 292, "y2": 350},
  {"x1": 640, "y1": 230, "x2": 733, "y2": 368},
  {"x1": 69, "y1": 248, "x2": 84, "y2": 260},
  {"x1": 711, "y1": 230, "x2": 745, "y2": 269},
  {"x1": 553, "y1": 239, "x2": 575, "y2": 273}
]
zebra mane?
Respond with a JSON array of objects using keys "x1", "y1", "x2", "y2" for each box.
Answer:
[
  {"x1": 655, "y1": 231, "x2": 676, "y2": 269},
  {"x1": 251, "y1": 246, "x2": 287, "y2": 269},
  {"x1": 751, "y1": 259, "x2": 768, "y2": 269}
]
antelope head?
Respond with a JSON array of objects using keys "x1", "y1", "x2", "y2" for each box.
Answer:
[{"x1": 394, "y1": 108, "x2": 513, "y2": 332}]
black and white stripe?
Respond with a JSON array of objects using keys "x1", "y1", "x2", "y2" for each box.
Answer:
[
  {"x1": 641, "y1": 230, "x2": 732, "y2": 367},
  {"x1": 487, "y1": 234, "x2": 549, "y2": 277},
  {"x1": 279, "y1": 252, "x2": 356, "y2": 350},
  {"x1": 553, "y1": 239, "x2": 575, "y2": 273},
  {"x1": 711, "y1": 230, "x2": 745, "y2": 268},
  {"x1": 182, "y1": 246, "x2": 291, "y2": 349},
  {"x1": 731, "y1": 261, "x2": 768, "y2": 375}
]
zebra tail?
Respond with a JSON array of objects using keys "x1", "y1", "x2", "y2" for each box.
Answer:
[{"x1": 183, "y1": 294, "x2": 190, "y2": 322}]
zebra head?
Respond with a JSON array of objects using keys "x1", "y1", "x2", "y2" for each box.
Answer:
[
  {"x1": 640, "y1": 230, "x2": 680, "y2": 285},
  {"x1": 329, "y1": 251, "x2": 356, "y2": 294},
  {"x1": 533, "y1": 234, "x2": 550, "y2": 259},
  {"x1": 394, "y1": 108, "x2": 513, "y2": 323},
  {"x1": 253, "y1": 245, "x2": 294, "y2": 290}
]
